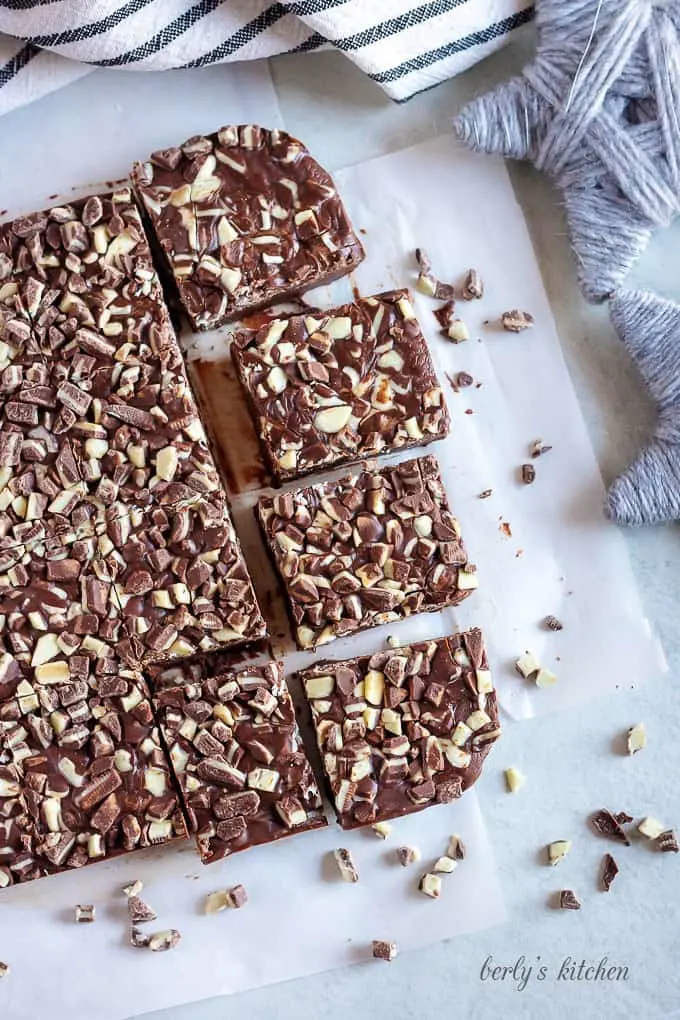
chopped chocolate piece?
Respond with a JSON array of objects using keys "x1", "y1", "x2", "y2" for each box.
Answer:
[
  {"x1": 371, "y1": 822, "x2": 391, "y2": 839},
  {"x1": 521, "y1": 463, "x2": 536, "y2": 485},
  {"x1": 626, "y1": 723, "x2": 646, "y2": 755},
  {"x1": 433, "y1": 301, "x2": 470, "y2": 343},
  {"x1": 543, "y1": 615, "x2": 563, "y2": 631},
  {"x1": 515, "y1": 652, "x2": 540, "y2": 679},
  {"x1": 396, "y1": 846, "x2": 420, "y2": 867},
  {"x1": 433, "y1": 856, "x2": 457, "y2": 874},
  {"x1": 130, "y1": 927, "x2": 150, "y2": 949},
  {"x1": 127, "y1": 895, "x2": 157, "y2": 924},
  {"x1": 590, "y1": 809, "x2": 631, "y2": 845},
  {"x1": 300, "y1": 629, "x2": 499, "y2": 830},
  {"x1": 447, "y1": 834, "x2": 465, "y2": 860},
  {"x1": 559, "y1": 889, "x2": 581, "y2": 910},
  {"x1": 148, "y1": 929, "x2": 181, "y2": 952},
  {"x1": 122, "y1": 879, "x2": 143, "y2": 898},
  {"x1": 0, "y1": 962, "x2": 9, "y2": 978},
  {"x1": 504, "y1": 767, "x2": 525, "y2": 793},
  {"x1": 372, "y1": 940, "x2": 397, "y2": 961},
  {"x1": 334, "y1": 847, "x2": 359, "y2": 882},
  {"x1": 259, "y1": 455, "x2": 477, "y2": 651},
  {"x1": 613, "y1": 811, "x2": 633, "y2": 825},
  {"x1": 226, "y1": 884, "x2": 248, "y2": 908},
  {"x1": 74, "y1": 904, "x2": 96, "y2": 923},
  {"x1": 452, "y1": 371, "x2": 474, "y2": 390},
  {"x1": 548, "y1": 840, "x2": 571, "y2": 866},
  {"x1": 232, "y1": 290, "x2": 449, "y2": 482},
  {"x1": 501, "y1": 310, "x2": 534, "y2": 333},
  {"x1": 601, "y1": 853, "x2": 618, "y2": 891},
  {"x1": 657, "y1": 830, "x2": 679, "y2": 853},
  {"x1": 414, "y1": 249, "x2": 454, "y2": 301},
  {"x1": 530, "y1": 439, "x2": 552, "y2": 458},
  {"x1": 461, "y1": 269, "x2": 484, "y2": 301},
  {"x1": 478, "y1": 489, "x2": 493, "y2": 499},
  {"x1": 419, "y1": 872, "x2": 442, "y2": 899},
  {"x1": 148, "y1": 657, "x2": 325, "y2": 864},
  {"x1": 205, "y1": 890, "x2": 229, "y2": 913},
  {"x1": 132, "y1": 126, "x2": 364, "y2": 331},
  {"x1": 638, "y1": 816, "x2": 666, "y2": 840},
  {"x1": 0, "y1": 660, "x2": 187, "y2": 885}
]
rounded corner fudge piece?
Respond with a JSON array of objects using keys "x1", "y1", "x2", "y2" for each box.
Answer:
[{"x1": 132, "y1": 125, "x2": 365, "y2": 331}]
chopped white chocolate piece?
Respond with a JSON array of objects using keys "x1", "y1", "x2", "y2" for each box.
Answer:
[
  {"x1": 0, "y1": 962, "x2": 9, "y2": 979},
  {"x1": 371, "y1": 822, "x2": 392, "y2": 840},
  {"x1": 627, "y1": 723, "x2": 647, "y2": 755},
  {"x1": 504, "y1": 767, "x2": 526, "y2": 793},
  {"x1": 334, "y1": 847, "x2": 359, "y2": 883},
  {"x1": 447, "y1": 834, "x2": 465, "y2": 860},
  {"x1": 122, "y1": 879, "x2": 143, "y2": 898},
  {"x1": 535, "y1": 668, "x2": 558, "y2": 688},
  {"x1": 396, "y1": 846, "x2": 420, "y2": 867},
  {"x1": 419, "y1": 872, "x2": 442, "y2": 899},
  {"x1": 205, "y1": 890, "x2": 229, "y2": 914},
  {"x1": 74, "y1": 904, "x2": 96, "y2": 924},
  {"x1": 638, "y1": 816, "x2": 666, "y2": 840},
  {"x1": 548, "y1": 840, "x2": 572, "y2": 866},
  {"x1": 515, "y1": 651, "x2": 541, "y2": 678},
  {"x1": 433, "y1": 856, "x2": 458, "y2": 874}
]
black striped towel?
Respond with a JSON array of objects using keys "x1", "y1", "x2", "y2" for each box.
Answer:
[{"x1": 0, "y1": 1, "x2": 534, "y2": 117}]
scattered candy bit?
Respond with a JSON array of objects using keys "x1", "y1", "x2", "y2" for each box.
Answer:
[
  {"x1": 451, "y1": 371, "x2": 474, "y2": 390},
  {"x1": 515, "y1": 651, "x2": 557, "y2": 687},
  {"x1": 602, "y1": 854, "x2": 619, "y2": 891},
  {"x1": 371, "y1": 822, "x2": 392, "y2": 840},
  {"x1": 505, "y1": 767, "x2": 526, "y2": 793},
  {"x1": 415, "y1": 248, "x2": 455, "y2": 300},
  {"x1": 433, "y1": 856, "x2": 458, "y2": 874},
  {"x1": 419, "y1": 872, "x2": 442, "y2": 899},
  {"x1": 614, "y1": 811, "x2": 634, "y2": 824},
  {"x1": 447, "y1": 835, "x2": 466, "y2": 860},
  {"x1": 530, "y1": 438, "x2": 552, "y2": 458},
  {"x1": 334, "y1": 848, "x2": 359, "y2": 883},
  {"x1": 479, "y1": 489, "x2": 493, "y2": 499},
  {"x1": 590, "y1": 809, "x2": 631, "y2": 845},
  {"x1": 130, "y1": 927, "x2": 150, "y2": 949},
  {"x1": 502, "y1": 309, "x2": 534, "y2": 332},
  {"x1": 122, "y1": 880, "x2": 144, "y2": 898},
  {"x1": 520, "y1": 463, "x2": 536, "y2": 484},
  {"x1": 535, "y1": 668, "x2": 557, "y2": 688},
  {"x1": 0, "y1": 962, "x2": 9, "y2": 979},
  {"x1": 461, "y1": 268, "x2": 484, "y2": 300},
  {"x1": 74, "y1": 904, "x2": 96, "y2": 924},
  {"x1": 372, "y1": 940, "x2": 398, "y2": 962},
  {"x1": 638, "y1": 817, "x2": 666, "y2": 840},
  {"x1": 227, "y1": 885, "x2": 248, "y2": 909},
  {"x1": 627, "y1": 723, "x2": 647, "y2": 755},
  {"x1": 128, "y1": 896, "x2": 157, "y2": 924},
  {"x1": 204, "y1": 890, "x2": 230, "y2": 914},
  {"x1": 386, "y1": 634, "x2": 400, "y2": 648},
  {"x1": 396, "y1": 846, "x2": 421, "y2": 867},
  {"x1": 499, "y1": 520, "x2": 512, "y2": 538},
  {"x1": 543, "y1": 615, "x2": 563, "y2": 631},
  {"x1": 434, "y1": 299, "x2": 471, "y2": 342},
  {"x1": 559, "y1": 890, "x2": 581, "y2": 910},
  {"x1": 445, "y1": 318, "x2": 471, "y2": 343},
  {"x1": 148, "y1": 929, "x2": 182, "y2": 953},
  {"x1": 657, "y1": 830, "x2": 679, "y2": 853},
  {"x1": 548, "y1": 840, "x2": 572, "y2": 866}
]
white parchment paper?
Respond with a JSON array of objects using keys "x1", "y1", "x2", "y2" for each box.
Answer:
[{"x1": 0, "y1": 69, "x2": 506, "y2": 1020}]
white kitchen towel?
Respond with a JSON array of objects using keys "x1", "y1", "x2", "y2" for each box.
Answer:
[{"x1": 0, "y1": 0, "x2": 534, "y2": 116}]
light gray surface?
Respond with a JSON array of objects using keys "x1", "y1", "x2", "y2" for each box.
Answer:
[{"x1": 4, "y1": 34, "x2": 680, "y2": 1020}]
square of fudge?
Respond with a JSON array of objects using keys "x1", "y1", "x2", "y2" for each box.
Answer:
[
  {"x1": 0, "y1": 656, "x2": 186, "y2": 886},
  {"x1": 299, "y1": 629, "x2": 500, "y2": 829},
  {"x1": 232, "y1": 289, "x2": 449, "y2": 482},
  {"x1": 0, "y1": 188, "x2": 220, "y2": 523},
  {"x1": 257, "y1": 454, "x2": 478, "y2": 650},
  {"x1": 148, "y1": 656, "x2": 326, "y2": 863},
  {"x1": 132, "y1": 125, "x2": 365, "y2": 331}
]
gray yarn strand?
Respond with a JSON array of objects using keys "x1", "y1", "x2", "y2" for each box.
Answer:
[
  {"x1": 606, "y1": 290, "x2": 680, "y2": 526},
  {"x1": 453, "y1": 0, "x2": 680, "y2": 302}
]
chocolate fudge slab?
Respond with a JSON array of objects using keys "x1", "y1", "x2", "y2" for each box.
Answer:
[
  {"x1": 148, "y1": 656, "x2": 326, "y2": 863},
  {"x1": 0, "y1": 189, "x2": 220, "y2": 524},
  {"x1": 257, "y1": 454, "x2": 478, "y2": 651},
  {"x1": 103, "y1": 496, "x2": 267, "y2": 666},
  {"x1": 0, "y1": 660, "x2": 187, "y2": 886},
  {"x1": 299, "y1": 630, "x2": 500, "y2": 829},
  {"x1": 232, "y1": 290, "x2": 450, "y2": 482},
  {"x1": 132, "y1": 125, "x2": 365, "y2": 331}
]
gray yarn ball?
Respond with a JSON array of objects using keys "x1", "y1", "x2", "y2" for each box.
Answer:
[{"x1": 454, "y1": 0, "x2": 680, "y2": 304}]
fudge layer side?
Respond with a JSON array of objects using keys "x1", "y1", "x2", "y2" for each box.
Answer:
[
  {"x1": 257, "y1": 454, "x2": 478, "y2": 650},
  {"x1": 299, "y1": 629, "x2": 500, "y2": 829},
  {"x1": 132, "y1": 125, "x2": 365, "y2": 330},
  {"x1": 232, "y1": 289, "x2": 449, "y2": 482},
  {"x1": 148, "y1": 656, "x2": 326, "y2": 863}
]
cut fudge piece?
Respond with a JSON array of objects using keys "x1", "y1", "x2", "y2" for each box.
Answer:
[
  {"x1": 299, "y1": 630, "x2": 500, "y2": 829},
  {"x1": 0, "y1": 188, "x2": 220, "y2": 525},
  {"x1": 257, "y1": 454, "x2": 478, "y2": 650},
  {"x1": 0, "y1": 656, "x2": 186, "y2": 886},
  {"x1": 132, "y1": 125, "x2": 365, "y2": 331},
  {"x1": 148, "y1": 656, "x2": 326, "y2": 863},
  {"x1": 232, "y1": 290, "x2": 449, "y2": 482}
]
